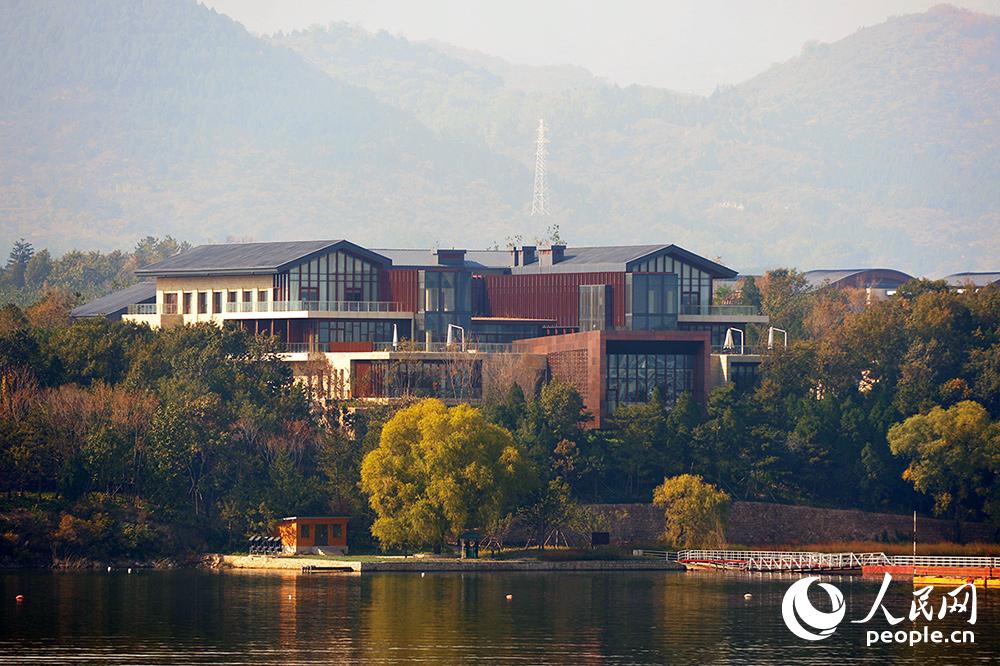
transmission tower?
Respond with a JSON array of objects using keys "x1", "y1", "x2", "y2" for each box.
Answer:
[{"x1": 531, "y1": 118, "x2": 550, "y2": 216}]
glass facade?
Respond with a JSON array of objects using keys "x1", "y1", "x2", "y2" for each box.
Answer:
[
  {"x1": 277, "y1": 250, "x2": 380, "y2": 303},
  {"x1": 356, "y1": 359, "x2": 482, "y2": 400},
  {"x1": 469, "y1": 320, "x2": 544, "y2": 343},
  {"x1": 312, "y1": 319, "x2": 409, "y2": 345},
  {"x1": 625, "y1": 273, "x2": 678, "y2": 330},
  {"x1": 679, "y1": 323, "x2": 744, "y2": 348},
  {"x1": 630, "y1": 254, "x2": 712, "y2": 311},
  {"x1": 579, "y1": 284, "x2": 611, "y2": 331},
  {"x1": 606, "y1": 351, "x2": 695, "y2": 412},
  {"x1": 416, "y1": 270, "x2": 471, "y2": 341}
]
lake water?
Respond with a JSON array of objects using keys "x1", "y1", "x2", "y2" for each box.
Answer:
[{"x1": 1, "y1": 569, "x2": 997, "y2": 664}]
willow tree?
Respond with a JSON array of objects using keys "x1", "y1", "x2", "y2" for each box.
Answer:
[
  {"x1": 360, "y1": 399, "x2": 534, "y2": 551},
  {"x1": 652, "y1": 474, "x2": 731, "y2": 549}
]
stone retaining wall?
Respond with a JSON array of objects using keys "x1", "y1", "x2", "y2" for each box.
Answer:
[
  {"x1": 210, "y1": 554, "x2": 682, "y2": 573},
  {"x1": 584, "y1": 501, "x2": 998, "y2": 546}
]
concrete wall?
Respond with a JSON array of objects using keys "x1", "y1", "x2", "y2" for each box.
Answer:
[{"x1": 585, "y1": 501, "x2": 998, "y2": 547}]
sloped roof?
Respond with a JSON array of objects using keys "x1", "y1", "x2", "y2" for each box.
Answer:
[
  {"x1": 70, "y1": 281, "x2": 156, "y2": 318},
  {"x1": 509, "y1": 244, "x2": 737, "y2": 277},
  {"x1": 943, "y1": 272, "x2": 1000, "y2": 287},
  {"x1": 804, "y1": 269, "x2": 914, "y2": 290},
  {"x1": 135, "y1": 240, "x2": 391, "y2": 276},
  {"x1": 374, "y1": 248, "x2": 511, "y2": 270}
]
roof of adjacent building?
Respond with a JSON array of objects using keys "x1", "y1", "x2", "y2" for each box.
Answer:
[
  {"x1": 70, "y1": 281, "x2": 156, "y2": 318},
  {"x1": 135, "y1": 240, "x2": 391, "y2": 277},
  {"x1": 803, "y1": 269, "x2": 915, "y2": 290},
  {"x1": 133, "y1": 239, "x2": 738, "y2": 278},
  {"x1": 943, "y1": 272, "x2": 1000, "y2": 287}
]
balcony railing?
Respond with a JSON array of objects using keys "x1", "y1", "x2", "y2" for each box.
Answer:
[
  {"x1": 712, "y1": 344, "x2": 764, "y2": 355},
  {"x1": 126, "y1": 303, "x2": 158, "y2": 315},
  {"x1": 223, "y1": 300, "x2": 404, "y2": 314},
  {"x1": 374, "y1": 341, "x2": 514, "y2": 354},
  {"x1": 680, "y1": 304, "x2": 760, "y2": 316}
]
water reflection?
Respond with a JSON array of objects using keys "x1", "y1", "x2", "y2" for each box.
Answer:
[{"x1": 1, "y1": 569, "x2": 996, "y2": 664}]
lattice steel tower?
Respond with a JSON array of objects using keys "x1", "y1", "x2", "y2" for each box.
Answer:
[{"x1": 531, "y1": 118, "x2": 550, "y2": 216}]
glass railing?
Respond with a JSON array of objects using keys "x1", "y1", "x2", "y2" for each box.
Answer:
[
  {"x1": 374, "y1": 341, "x2": 514, "y2": 354},
  {"x1": 712, "y1": 344, "x2": 764, "y2": 355},
  {"x1": 126, "y1": 303, "x2": 158, "y2": 315},
  {"x1": 679, "y1": 304, "x2": 761, "y2": 316},
  {"x1": 223, "y1": 300, "x2": 404, "y2": 314}
]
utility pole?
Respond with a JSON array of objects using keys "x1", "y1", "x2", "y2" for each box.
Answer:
[{"x1": 531, "y1": 118, "x2": 550, "y2": 216}]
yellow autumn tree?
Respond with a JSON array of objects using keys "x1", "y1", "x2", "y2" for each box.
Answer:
[
  {"x1": 360, "y1": 399, "x2": 534, "y2": 551},
  {"x1": 652, "y1": 474, "x2": 731, "y2": 549}
]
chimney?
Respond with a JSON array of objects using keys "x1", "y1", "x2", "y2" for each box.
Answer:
[
  {"x1": 538, "y1": 244, "x2": 565, "y2": 267},
  {"x1": 511, "y1": 245, "x2": 536, "y2": 267}
]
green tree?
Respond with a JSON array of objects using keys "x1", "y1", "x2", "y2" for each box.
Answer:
[
  {"x1": 3, "y1": 239, "x2": 34, "y2": 289},
  {"x1": 652, "y1": 474, "x2": 731, "y2": 549},
  {"x1": 887, "y1": 401, "x2": 1000, "y2": 530},
  {"x1": 361, "y1": 399, "x2": 534, "y2": 551}
]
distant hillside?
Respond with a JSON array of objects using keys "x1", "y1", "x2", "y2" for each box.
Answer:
[
  {"x1": 275, "y1": 5, "x2": 1000, "y2": 273},
  {"x1": 0, "y1": 0, "x2": 529, "y2": 252},
  {"x1": 1, "y1": 1, "x2": 997, "y2": 275}
]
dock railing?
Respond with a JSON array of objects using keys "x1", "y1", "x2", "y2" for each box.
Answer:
[{"x1": 644, "y1": 549, "x2": 1000, "y2": 572}]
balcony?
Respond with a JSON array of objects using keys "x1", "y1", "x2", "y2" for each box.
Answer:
[
  {"x1": 678, "y1": 303, "x2": 768, "y2": 323},
  {"x1": 278, "y1": 341, "x2": 514, "y2": 355},
  {"x1": 224, "y1": 300, "x2": 403, "y2": 314},
  {"x1": 680, "y1": 304, "x2": 759, "y2": 316}
]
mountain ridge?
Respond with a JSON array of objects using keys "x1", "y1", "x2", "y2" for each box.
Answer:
[{"x1": 1, "y1": 1, "x2": 997, "y2": 275}]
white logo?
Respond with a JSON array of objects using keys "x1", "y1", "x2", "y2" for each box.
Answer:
[{"x1": 781, "y1": 577, "x2": 847, "y2": 641}]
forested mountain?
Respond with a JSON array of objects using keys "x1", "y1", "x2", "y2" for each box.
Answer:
[{"x1": 1, "y1": 1, "x2": 997, "y2": 274}]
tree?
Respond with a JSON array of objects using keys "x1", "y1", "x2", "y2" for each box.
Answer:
[
  {"x1": 887, "y1": 401, "x2": 1000, "y2": 531},
  {"x1": 739, "y1": 275, "x2": 762, "y2": 310},
  {"x1": 652, "y1": 474, "x2": 731, "y2": 549},
  {"x1": 360, "y1": 399, "x2": 534, "y2": 551},
  {"x1": 3, "y1": 239, "x2": 34, "y2": 289}
]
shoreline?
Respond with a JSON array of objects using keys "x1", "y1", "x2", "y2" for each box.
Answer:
[{"x1": 205, "y1": 554, "x2": 685, "y2": 573}]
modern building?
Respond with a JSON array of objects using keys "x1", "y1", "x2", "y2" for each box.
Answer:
[
  {"x1": 80, "y1": 239, "x2": 768, "y2": 428},
  {"x1": 802, "y1": 269, "x2": 914, "y2": 301},
  {"x1": 943, "y1": 272, "x2": 1000, "y2": 292}
]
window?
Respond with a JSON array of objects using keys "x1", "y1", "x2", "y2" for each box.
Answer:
[
  {"x1": 258, "y1": 290, "x2": 268, "y2": 303},
  {"x1": 606, "y1": 351, "x2": 695, "y2": 412},
  {"x1": 579, "y1": 285, "x2": 610, "y2": 331},
  {"x1": 242, "y1": 290, "x2": 252, "y2": 303},
  {"x1": 626, "y1": 274, "x2": 678, "y2": 330},
  {"x1": 332, "y1": 524, "x2": 342, "y2": 538},
  {"x1": 313, "y1": 319, "x2": 406, "y2": 345},
  {"x1": 300, "y1": 524, "x2": 310, "y2": 538},
  {"x1": 417, "y1": 270, "x2": 471, "y2": 341},
  {"x1": 163, "y1": 293, "x2": 178, "y2": 315},
  {"x1": 355, "y1": 359, "x2": 482, "y2": 400},
  {"x1": 283, "y1": 250, "x2": 380, "y2": 303},
  {"x1": 227, "y1": 291, "x2": 237, "y2": 303},
  {"x1": 182, "y1": 292, "x2": 192, "y2": 315},
  {"x1": 197, "y1": 292, "x2": 207, "y2": 314},
  {"x1": 212, "y1": 291, "x2": 222, "y2": 314}
]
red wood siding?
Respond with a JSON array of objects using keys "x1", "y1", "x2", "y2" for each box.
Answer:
[
  {"x1": 482, "y1": 272, "x2": 627, "y2": 328},
  {"x1": 387, "y1": 268, "x2": 418, "y2": 311}
]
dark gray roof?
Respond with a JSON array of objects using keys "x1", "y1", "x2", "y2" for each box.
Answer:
[
  {"x1": 70, "y1": 281, "x2": 156, "y2": 318},
  {"x1": 374, "y1": 248, "x2": 511, "y2": 270},
  {"x1": 804, "y1": 269, "x2": 914, "y2": 289},
  {"x1": 135, "y1": 240, "x2": 391, "y2": 277},
  {"x1": 509, "y1": 244, "x2": 737, "y2": 277},
  {"x1": 943, "y1": 272, "x2": 1000, "y2": 287},
  {"x1": 133, "y1": 239, "x2": 736, "y2": 278}
]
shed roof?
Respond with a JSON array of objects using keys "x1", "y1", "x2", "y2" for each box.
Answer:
[{"x1": 70, "y1": 281, "x2": 156, "y2": 318}]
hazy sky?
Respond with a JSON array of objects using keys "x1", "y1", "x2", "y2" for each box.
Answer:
[{"x1": 203, "y1": 0, "x2": 1000, "y2": 93}]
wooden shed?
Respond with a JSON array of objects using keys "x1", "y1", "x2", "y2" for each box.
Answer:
[{"x1": 273, "y1": 516, "x2": 349, "y2": 555}]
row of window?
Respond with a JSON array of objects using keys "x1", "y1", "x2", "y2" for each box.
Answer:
[
  {"x1": 162, "y1": 289, "x2": 267, "y2": 315},
  {"x1": 281, "y1": 250, "x2": 380, "y2": 303},
  {"x1": 606, "y1": 352, "x2": 695, "y2": 411}
]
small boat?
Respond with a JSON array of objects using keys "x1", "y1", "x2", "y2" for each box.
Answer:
[{"x1": 913, "y1": 575, "x2": 999, "y2": 589}]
